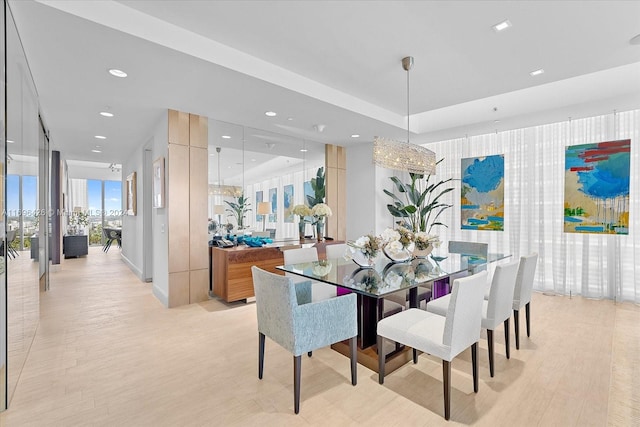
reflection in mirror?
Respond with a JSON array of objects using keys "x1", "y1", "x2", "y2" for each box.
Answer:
[
  {"x1": 5, "y1": 8, "x2": 41, "y2": 407},
  {"x1": 208, "y1": 120, "x2": 325, "y2": 240}
]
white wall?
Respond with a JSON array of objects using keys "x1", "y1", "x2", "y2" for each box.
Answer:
[
  {"x1": 345, "y1": 143, "x2": 395, "y2": 240},
  {"x1": 121, "y1": 147, "x2": 144, "y2": 280},
  {"x1": 151, "y1": 114, "x2": 169, "y2": 306}
]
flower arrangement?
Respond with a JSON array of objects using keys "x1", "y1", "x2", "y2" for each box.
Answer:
[
  {"x1": 348, "y1": 234, "x2": 381, "y2": 259},
  {"x1": 396, "y1": 226, "x2": 414, "y2": 248},
  {"x1": 291, "y1": 204, "x2": 312, "y2": 218},
  {"x1": 414, "y1": 231, "x2": 441, "y2": 250},
  {"x1": 311, "y1": 203, "x2": 332, "y2": 218}
]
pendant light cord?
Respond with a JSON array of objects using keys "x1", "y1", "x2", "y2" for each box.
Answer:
[{"x1": 407, "y1": 64, "x2": 410, "y2": 144}]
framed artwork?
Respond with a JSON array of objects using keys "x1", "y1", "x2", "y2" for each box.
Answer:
[
  {"x1": 255, "y1": 190, "x2": 263, "y2": 221},
  {"x1": 152, "y1": 157, "x2": 165, "y2": 208},
  {"x1": 304, "y1": 181, "x2": 313, "y2": 207},
  {"x1": 283, "y1": 184, "x2": 294, "y2": 223},
  {"x1": 461, "y1": 154, "x2": 504, "y2": 231},
  {"x1": 268, "y1": 187, "x2": 277, "y2": 223},
  {"x1": 126, "y1": 172, "x2": 137, "y2": 216},
  {"x1": 564, "y1": 139, "x2": 630, "y2": 234}
]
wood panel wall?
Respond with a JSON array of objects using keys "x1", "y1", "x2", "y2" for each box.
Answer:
[
  {"x1": 167, "y1": 110, "x2": 209, "y2": 307},
  {"x1": 325, "y1": 144, "x2": 346, "y2": 241}
]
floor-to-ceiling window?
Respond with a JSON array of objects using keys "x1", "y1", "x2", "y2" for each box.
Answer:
[{"x1": 71, "y1": 178, "x2": 122, "y2": 246}]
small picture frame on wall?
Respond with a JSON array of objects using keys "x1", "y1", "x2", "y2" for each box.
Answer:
[
  {"x1": 152, "y1": 157, "x2": 165, "y2": 208},
  {"x1": 126, "y1": 172, "x2": 137, "y2": 215}
]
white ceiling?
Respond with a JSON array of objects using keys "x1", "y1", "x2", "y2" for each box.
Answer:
[{"x1": 8, "y1": 0, "x2": 640, "y2": 176}]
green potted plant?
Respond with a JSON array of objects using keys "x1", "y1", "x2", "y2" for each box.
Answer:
[
  {"x1": 305, "y1": 167, "x2": 325, "y2": 207},
  {"x1": 225, "y1": 194, "x2": 251, "y2": 230},
  {"x1": 384, "y1": 159, "x2": 454, "y2": 233}
]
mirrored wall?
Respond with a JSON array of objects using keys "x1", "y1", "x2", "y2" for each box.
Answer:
[
  {"x1": 208, "y1": 120, "x2": 325, "y2": 239},
  {"x1": 3, "y1": 2, "x2": 48, "y2": 408}
]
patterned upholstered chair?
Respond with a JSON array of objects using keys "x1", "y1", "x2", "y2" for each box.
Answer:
[
  {"x1": 427, "y1": 261, "x2": 519, "y2": 377},
  {"x1": 251, "y1": 266, "x2": 358, "y2": 414},
  {"x1": 377, "y1": 271, "x2": 487, "y2": 420}
]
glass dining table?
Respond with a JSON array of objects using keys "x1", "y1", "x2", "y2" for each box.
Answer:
[{"x1": 277, "y1": 252, "x2": 509, "y2": 350}]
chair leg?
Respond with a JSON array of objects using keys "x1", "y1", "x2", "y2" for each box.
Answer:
[
  {"x1": 377, "y1": 335, "x2": 385, "y2": 384},
  {"x1": 258, "y1": 333, "x2": 265, "y2": 379},
  {"x1": 443, "y1": 360, "x2": 451, "y2": 421},
  {"x1": 350, "y1": 336, "x2": 357, "y2": 386},
  {"x1": 514, "y1": 309, "x2": 520, "y2": 350},
  {"x1": 525, "y1": 302, "x2": 531, "y2": 337},
  {"x1": 294, "y1": 355, "x2": 301, "y2": 414},
  {"x1": 504, "y1": 318, "x2": 510, "y2": 359},
  {"x1": 307, "y1": 351, "x2": 312, "y2": 357},
  {"x1": 471, "y1": 342, "x2": 479, "y2": 393},
  {"x1": 487, "y1": 329, "x2": 494, "y2": 377},
  {"x1": 413, "y1": 348, "x2": 418, "y2": 364}
]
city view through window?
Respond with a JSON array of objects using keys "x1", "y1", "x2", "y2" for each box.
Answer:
[{"x1": 7, "y1": 176, "x2": 122, "y2": 249}]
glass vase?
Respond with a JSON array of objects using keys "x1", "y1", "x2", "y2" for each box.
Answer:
[
  {"x1": 316, "y1": 219, "x2": 324, "y2": 242},
  {"x1": 298, "y1": 220, "x2": 306, "y2": 241}
]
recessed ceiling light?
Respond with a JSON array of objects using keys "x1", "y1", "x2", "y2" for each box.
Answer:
[
  {"x1": 108, "y1": 69, "x2": 127, "y2": 78},
  {"x1": 351, "y1": 134, "x2": 360, "y2": 138},
  {"x1": 494, "y1": 120, "x2": 500, "y2": 124},
  {"x1": 95, "y1": 145, "x2": 101, "y2": 148},
  {"x1": 100, "y1": 111, "x2": 114, "y2": 117},
  {"x1": 265, "y1": 111, "x2": 277, "y2": 117},
  {"x1": 95, "y1": 135, "x2": 106, "y2": 139},
  {"x1": 221, "y1": 135, "x2": 231, "y2": 139},
  {"x1": 529, "y1": 68, "x2": 544, "y2": 76},
  {"x1": 91, "y1": 149, "x2": 102, "y2": 153},
  {"x1": 492, "y1": 19, "x2": 512, "y2": 32},
  {"x1": 7, "y1": 139, "x2": 14, "y2": 143},
  {"x1": 287, "y1": 117, "x2": 293, "y2": 121},
  {"x1": 300, "y1": 149, "x2": 308, "y2": 152}
]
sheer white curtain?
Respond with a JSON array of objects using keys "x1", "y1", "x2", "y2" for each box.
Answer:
[{"x1": 430, "y1": 109, "x2": 639, "y2": 303}]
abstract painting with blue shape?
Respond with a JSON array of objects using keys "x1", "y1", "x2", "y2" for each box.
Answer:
[
  {"x1": 564, "y1": 139, "x2": 630, "y2": 234},
  {"x1": 268, "y1": 187, "x2": 277, "y2": 223},
  {"x1": 461, "y1": 154, "x2": 505, "y2": 231},
  {"x1": 283, "y1": 184, "x2": 294, "y2": 223}
]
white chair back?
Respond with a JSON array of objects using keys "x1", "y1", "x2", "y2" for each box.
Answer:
[
  {"x1": 513, "y1": 253, "x2": 538, "y2": 310},
  {"x1": 284, "y1": 247, "x2": 318, "y2": 265},
  {"x1": 443, "y1": 270, "x2": 487, "y2": 356},
  {"x1": 325, "y1": 243, "x2": 347, "y2": 260},
  {"x1": 485, "y1": 261, "x2": 519, "y2": 328}
]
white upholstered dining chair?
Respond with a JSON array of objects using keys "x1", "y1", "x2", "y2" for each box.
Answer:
[
  {"x1": 427, "y1": 261, "x2": 519, "y2": 377},
  {"x1": 377, "y1": 271, "x2": 487, "y2": 420},
  {"x1": 512, "y1": 253, "x2": 538, "y2": 349}
]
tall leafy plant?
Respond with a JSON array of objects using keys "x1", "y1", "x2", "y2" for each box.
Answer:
[
  {"x1": 225, "y1": 194, "x2": 251, "y2": 230},
  {"x1": 305, "y1": 166, "x2": 325, "y2": 207},
  {"x1": 384, "y1": 160, "x2": 454, "y2": 233}
]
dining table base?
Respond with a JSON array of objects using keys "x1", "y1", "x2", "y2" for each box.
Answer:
[{"x1": 331, "y1": 340, "x2": 413, "y2": 374}]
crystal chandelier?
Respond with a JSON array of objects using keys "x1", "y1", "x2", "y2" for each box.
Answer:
[{"x1": 373, "y1": 56, "x2": 436, "y2": 175}]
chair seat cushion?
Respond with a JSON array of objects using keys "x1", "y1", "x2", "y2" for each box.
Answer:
[
  {"x1": 377, "y1": 308, "x2": 453, "y2": 361},
  {"x1": 425, "y1": 294, "x2": 450, "y2": 317}
]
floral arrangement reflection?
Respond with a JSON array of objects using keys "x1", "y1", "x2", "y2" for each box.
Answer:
[{"x1": 311, "y1": 260, "x2": 333, "y2": 278}]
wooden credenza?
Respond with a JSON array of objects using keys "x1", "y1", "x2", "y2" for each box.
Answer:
[{"x1": 210, "y1": 240, "x2": 338, "y2": 302}]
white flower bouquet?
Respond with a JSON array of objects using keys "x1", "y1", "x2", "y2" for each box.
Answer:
[{"x1": 311, "y1": 203, "x2": 332, "y2": 218}]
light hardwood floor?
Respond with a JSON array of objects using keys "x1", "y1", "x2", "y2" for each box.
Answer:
[{"x1": 0, "y1": 246, "x2": 638, "y2": 426}]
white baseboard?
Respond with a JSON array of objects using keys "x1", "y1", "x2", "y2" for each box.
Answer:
[
  {"x1": 152, "y1": 285, "x2": 168, "y2": 307},
  {"x1": 120, "y1": 253, "x2": 144, "y2": 282}
]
